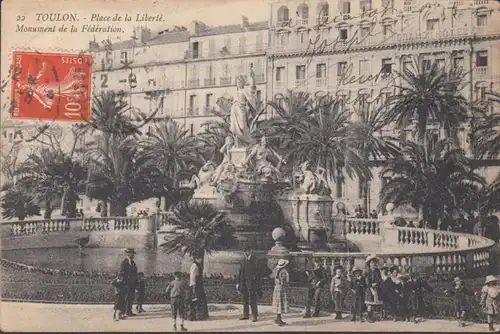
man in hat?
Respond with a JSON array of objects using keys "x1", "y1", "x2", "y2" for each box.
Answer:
[
  {"x1": 348, "y1": 266, "x2": 366, "y2": 322},
  {"x1": 120, "y1": 248, "x2": 139, "y2": 317},
  {"x1": 237, "y1": 246, "x2": 266, "y2": 322},
  {"x1": 380, "y1": 265, "x2": 390, "y2": 320},
  {"x1": 304, "y1": 257, "x2": 327, "y2": 318}
]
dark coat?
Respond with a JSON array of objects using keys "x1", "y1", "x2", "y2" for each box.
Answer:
[
  {"x1": 365, "y1": 268, "x2": 383, "y2": 305},
  {"x1": 308, "y1": 266, "x2": 327, "y2": 289},
  {"x1": 407, "y1": 278, "x2": 433, "y2": 313},
  {"x1": 120, "y1": 258, "x2": 138, "y2": 288},
  {"x1": 447, "y1": 284, "x2": 473, "y2": 313},
  {"x1": 350, "y1": 275, "x2": 366, "y2": 313},
  {"x1": 238, "y1": 256, "x2": 263, "y2": 292}
]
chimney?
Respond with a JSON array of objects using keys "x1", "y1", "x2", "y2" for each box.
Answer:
[
  {"x1": 242, "y1": 15, "x2": 249, "y2": 27},
  {"x1": 189, "y1": 20, "x2": 206, "y2": 34},
  {"x1": 89, "y1": 36, "x2": 99, "y2": 51},
  {"x1": 140, "y1": 27, "x2": 152, "y2": 43}
]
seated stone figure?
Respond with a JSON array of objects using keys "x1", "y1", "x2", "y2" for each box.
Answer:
[
  {"x1": 190, "y1": 161, "x2": 216, "y2": 191},
  {"x1": 243, "y1": 136, "x2": 284, "y2": 182}
]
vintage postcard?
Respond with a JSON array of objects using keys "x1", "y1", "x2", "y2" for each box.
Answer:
[{"x1": 1, "y1": 0, "x2": 500, "y2": 332}]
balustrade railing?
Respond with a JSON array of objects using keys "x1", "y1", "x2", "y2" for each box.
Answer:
[
  {"x1": 6, "y1": 216, "x2": 152, "y2": 236},
  {"x1": 344, "y1": 218, "x2": 381, "y2": 236}
]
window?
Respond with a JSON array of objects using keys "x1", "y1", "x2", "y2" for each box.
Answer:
[
  {"x1": 360, "y1": 27, "x2": 370, "y2": 38},
  {"x1": 382, "y1": 58, "x2": 392, "y2": 74},
  {"x1": 338, "y1": 62, "x2": 347, "y2": 76},
  {"x1": 192, "y1": 42, "x2": 199, "y2": 58},
  {"x1": 120, "y1": 51, "x2": 128, "y2": 62},
  {"x1": 403, "y1": 0, "x2": 413, "y2": 12},
  {"x1": 358, "y1": 180, "x2": 365, "y2": 199},
  {"x1": 299, "y1": 4, "x2": 309, "y2": 18},
  {"x1": 205, "y1": 94, "x2": 213, "y2": 107},
  {"x1": 316, "y1": 63, "x2": 327, "y2": 78},
  {"x1": 436, "y1": 58, "x2": 445, "y2": 70},
  {"x1": 426, "y1": 19, "x2": 438, "y2": 31},
  {"x1": 206, "y1": 64, "x2": 214, "y2": 78},
  {"x1": 257, "y1": 90, "x2": 262, "y2": 101},
  {"x1": 380, "y1": 91, "x2": 392, "y2": 108},
  {"x1": 296, "y1": 65, "x2": 306, "y2": 80},
  {"x1": 279, "y1": 33, "x2": 289, "y2": 46},
  {"x1": 360, "y1": 0, "x2": 372, "y2": 12},
  {"x1": 224, "y1": 37, "x2": 231, "y2": 52},
  {"x1": 208, "y1": 39, "x2": 215, "y2": 57},
  {"x1": 276, "y1": 66, "x2": 285, "y2": 81},
  {"x1": 422, "y1": 59, "x2": 432, "y2": 71},
  {"x1": 189, "y1": 95, "x2": 196, "y2": 109},
  {"x1": 477, "y1": 86, "x2": 487, "y2": 100},
  {"x1": 453, "y1": 57, "x2": 464, "y2": 71},
  {"x1": 382, "y1": 23, "x2": 391, "y2": 36},
  {"x1": 359, "y1": 59, "x2": 370, "y2": 75},
  {"x1": 338, "y1": 93, "x2": 348, "y2": 111},
  {"x1": 341, "y1": 1, "x2": 351, "y2": 14},
  {"x1": 340, "y1": 28, "x2": 348, "y2": 40},
  {"x1": 299, "y1": 30, "x2": 309, "y2": 44},
  {"x1": 477, "y1": 14, "x2": 487, "y2": 27},
  {"x1": 278, "y1": 5, "x2": 289, "y2": 22},
  {"x1": 476, "y1": 51, "x2": 488, "y2": 67},
  {"x1": 381, "y1": 0, "x2": 393, "y2": 8},
  {"x1": 318, "y1": 3, "x2": 329, "y2": 19},
  {"x1": 403, "y1": 60, "x2": 413, "y2": 72},
  {"x1": 239, "y1": 36, "x2": 246, "y2": 54},
  {"x1": 358, "y1": 93, "x2": 369, "y2": 111},
  {"x1": 222, "y1": 63, "x2": 229, "y2": 77},
  {"x1": 190, "y1": 124, "x2": 194, "y2": 136}
]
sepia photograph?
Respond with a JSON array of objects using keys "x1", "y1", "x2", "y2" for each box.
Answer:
[{"x1": 1, "y1": 0, "x2": 500, "y2": 331}]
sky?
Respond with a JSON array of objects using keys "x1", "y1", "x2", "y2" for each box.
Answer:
[{"x1": 0, "y1": 0, "x2": 271, "y2": 121}]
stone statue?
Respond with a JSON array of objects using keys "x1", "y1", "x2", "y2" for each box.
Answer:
[
  {"x1": 243, "y1": 136, "x2": 285, "y2": 182},
  {"x1": 230, "y1": 67, "x2": 258, "y2": 147},
  {"x1": 190, "y1": 161, "x2": 216, "y2": 191},
  {"x1": 383, "y1": 203, "x2": 396, "y2": 227},
  {"x1": 297, "y1": 161, "x2": 318, "y2": 194},
  {"x1": 212, "y1": 135, "x2": 235, "y2": 186},
  {"x1": 315, "y1": 167, "x2": 332, "y2": 196}
]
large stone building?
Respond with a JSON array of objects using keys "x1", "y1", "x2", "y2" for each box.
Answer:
[
  {"x1": 90, "y1": 17, "x2": 269, "y2": 135},
  {"x1": 267, "y1": 0, "x2": 500, "y2": 211}
]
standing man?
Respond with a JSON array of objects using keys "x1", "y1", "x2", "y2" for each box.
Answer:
[
  {"x1": 304, "y1": 257, "x2": 327, "y2": 318},
  {"x1": 120, "y1": 248, "x2": 139, "y2": 317},
  {"x1": 237, "y1": 247, "x2": 263, "y2": 322}
]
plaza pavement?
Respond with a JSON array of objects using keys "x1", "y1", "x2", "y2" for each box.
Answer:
[{"x1": 0, "y1": 301, "x2": 491, "y2": 332}]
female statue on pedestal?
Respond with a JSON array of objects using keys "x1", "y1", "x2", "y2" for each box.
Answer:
[{"x1": 230, "y1": 68, "x2": 257, "y2": 147}]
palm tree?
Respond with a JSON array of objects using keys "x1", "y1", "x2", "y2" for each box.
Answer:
[
  {"x1": 139, "y1": 119, "x2": 203, "y2": 210},
  {"x1": 16, "y1": 148, "x2": 87, "y2": 218},
  {"x1": 349, "y1": 105, "x2": 401, "y2": 210},
  {"x1": 160, "y1": 200, "x2": 237, "y2": 267},
  {"x1": 386, "y1": 60, "x2": 470, "y2": 149},
  {"x1": 267, "y1": 97, "x2": 370, "y2": 190},
  {"x1": 1, "y1": 186, "x2": 41, "y2": 220},
  {"x1": 380, "y1": 139, "x2": 483, "y2": 229},
  {"x1": 198, "y1": 111, "x2": 230, "y2": 165},
  {"x1": 469, "y1": 91, "x2": 500, "y2": 161}
]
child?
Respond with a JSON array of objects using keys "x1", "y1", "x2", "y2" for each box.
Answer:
[
  {"x1": 399, "y1": 274, "x2": 412, "y2": 322},
  {"x1": 304, "y1": 257, "x2": 327, "y2": 318},
  {"x1": 330, "y1": 265, "x2": 348, "y2": 319},
  {"x1": 408, "y1": 275, "x2": 433, "y2": 322},
  {"x1": 481, "y1": 275, "x2": 500, "y2": 331},
  {"x1": 380, "y1": 266, "x2": 390, "y2": 320},
  {"x1": 348, "y1": 267, "x2": 366, "y2": 322},
  {"x1": 111, "y1": 275, "x2": 127, "y2": 321},
  {"x1": 445, "y1": 276, "x2": 473, "y2": 327},
  {"x1": 165, "y1": 272, "x2": 188, "y2": 332},
  {"x1": 136, "y1": 272, "x2": 146, "y2": 313}
]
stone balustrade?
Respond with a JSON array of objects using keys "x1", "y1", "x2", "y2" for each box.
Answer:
[{"x1": 0, "y1": 216, "x2": 156, "y2": 250}]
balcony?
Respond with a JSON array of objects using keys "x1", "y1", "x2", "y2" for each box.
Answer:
[
  {"x1": 204, "y1": 78, "x2": 216, "y2": 87},
  {"x1": 275, "y1": 81, "x2": 284, "y2": 89},
  {"x1": 473, "y1": 0, "x2": 488, "y2": 4},
  {"x1": 296, "y1": 18, "x2": 308, "y2": 26},
  {"x1": 220, "y1": 77, "x2": 232, "y2": 85},
  {"x1": 187, "y1": 107, "x2": 199, "y2": 116},
  {"x1": 203, "y1": 106, "x2": 216, "y2": 115},
  {"x1": 475, "y1": 66, "x2": 488, "y2": 78},
  {"x1": 255, "y1": 73, "x2": 265, "y2": 84},
  {"x1": 187, "y1": 79, "x2": 199, "y2": 89},
  {"x1": 295, "y1": 79, "x2": 306, "y2": 88},
  {"x1": 316, "y1": 78, "x2": 327, "y2": 87}
]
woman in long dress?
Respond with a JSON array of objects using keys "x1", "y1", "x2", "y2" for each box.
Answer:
[
  {"x1": 188, "y1": 256, "x2": 209, "y2": 321},
  {"x1": 272, "y1": 259, "x2": 290, "y2": 326},
  {"x1": 364, "y1": 254, "x2": 383, "y2": 322}
]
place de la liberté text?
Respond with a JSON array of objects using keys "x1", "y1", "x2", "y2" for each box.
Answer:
[{"x1": 15, "y1": 12, "x2": 165, "y2": 34}]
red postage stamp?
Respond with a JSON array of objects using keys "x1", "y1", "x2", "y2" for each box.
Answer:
[{"x1": 10, "y1": 51, "x2": 93, "y2": 121}]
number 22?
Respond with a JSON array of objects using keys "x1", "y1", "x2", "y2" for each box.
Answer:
[{"x1": 16, "y1": 16, "x2": 26, "y2": 21}]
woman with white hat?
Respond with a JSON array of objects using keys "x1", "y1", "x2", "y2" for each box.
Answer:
[
  {"x1": 272, "y1": 258, "x2": 290, "y2": 326},
  {"x1": 364, "y1": 254, "x2": 383, "y2": 322},
  {"x1": 481, "y1": 275, "x2": 500, "y2": 331}
]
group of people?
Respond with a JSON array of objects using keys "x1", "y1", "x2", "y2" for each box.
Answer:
[{"x1": 111, "y1": 248, "x2": 500, "y2": 332}]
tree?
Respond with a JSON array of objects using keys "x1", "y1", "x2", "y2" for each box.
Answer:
[
  {"x1": 139, "y1": 119, "x2": 203, "y2": 210},
  {"x1": 1, "y1": 186, "x2": 41, "y2": 221},
  {"x1": 267, "y1": 96, "x2": 370, "y2": 189},
  {"x1": 16, "y1": 148, "x2": 87, "y2": 218},
  {"x1": 469, "y1": 91, "x2": 500, "y2": 161},
  {"x1": 380, "y1": 139, "x2": 483, "y2": 229},
  {"x1": 349, "y1": 105, "x2": 401, "y2": 210},
  {"x1": 386, "y1": 60, "x2": 470, "y2": 148},
  {"x1": 160, "y1": 201, "x2": 237, "y2": 267}
]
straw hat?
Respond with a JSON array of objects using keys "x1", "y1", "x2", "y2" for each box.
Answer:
[
  {"x1": 333, "y1": 265, "x2": 344, "y2": 272},
  {"x1": 124, "y1": 248, "x2": 136, "y2": 254},
  {"x1": 365, "y1": 254, "x2": 378, "y2": 264},
  {"x1": 485, "y1": 275, "x2": 497, "y2": 285},
  {"x1": 454, "y1": 276, "x2": 462, "y2": 283},
  {"x1": 380, "y1": 265, "x2": 389, "y2": 271},
  {"x1": 352, "y1": 267, "x2": 363, "y2": 274},
  {"x1": 276, "y1": 259, "x2": 289, "y2": 269}
]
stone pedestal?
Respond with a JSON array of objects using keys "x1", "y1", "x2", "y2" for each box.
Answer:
[{"x1": 230, "y1": 147, "x2": 247, "y2": 169}]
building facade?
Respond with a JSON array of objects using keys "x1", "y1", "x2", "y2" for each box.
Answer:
[
  {"x1": 90, "y1": 17, "x2": 269, "y2": 135},
  {"x1": 267, "y1": 0, "x2": 500, "y2": 211}
]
